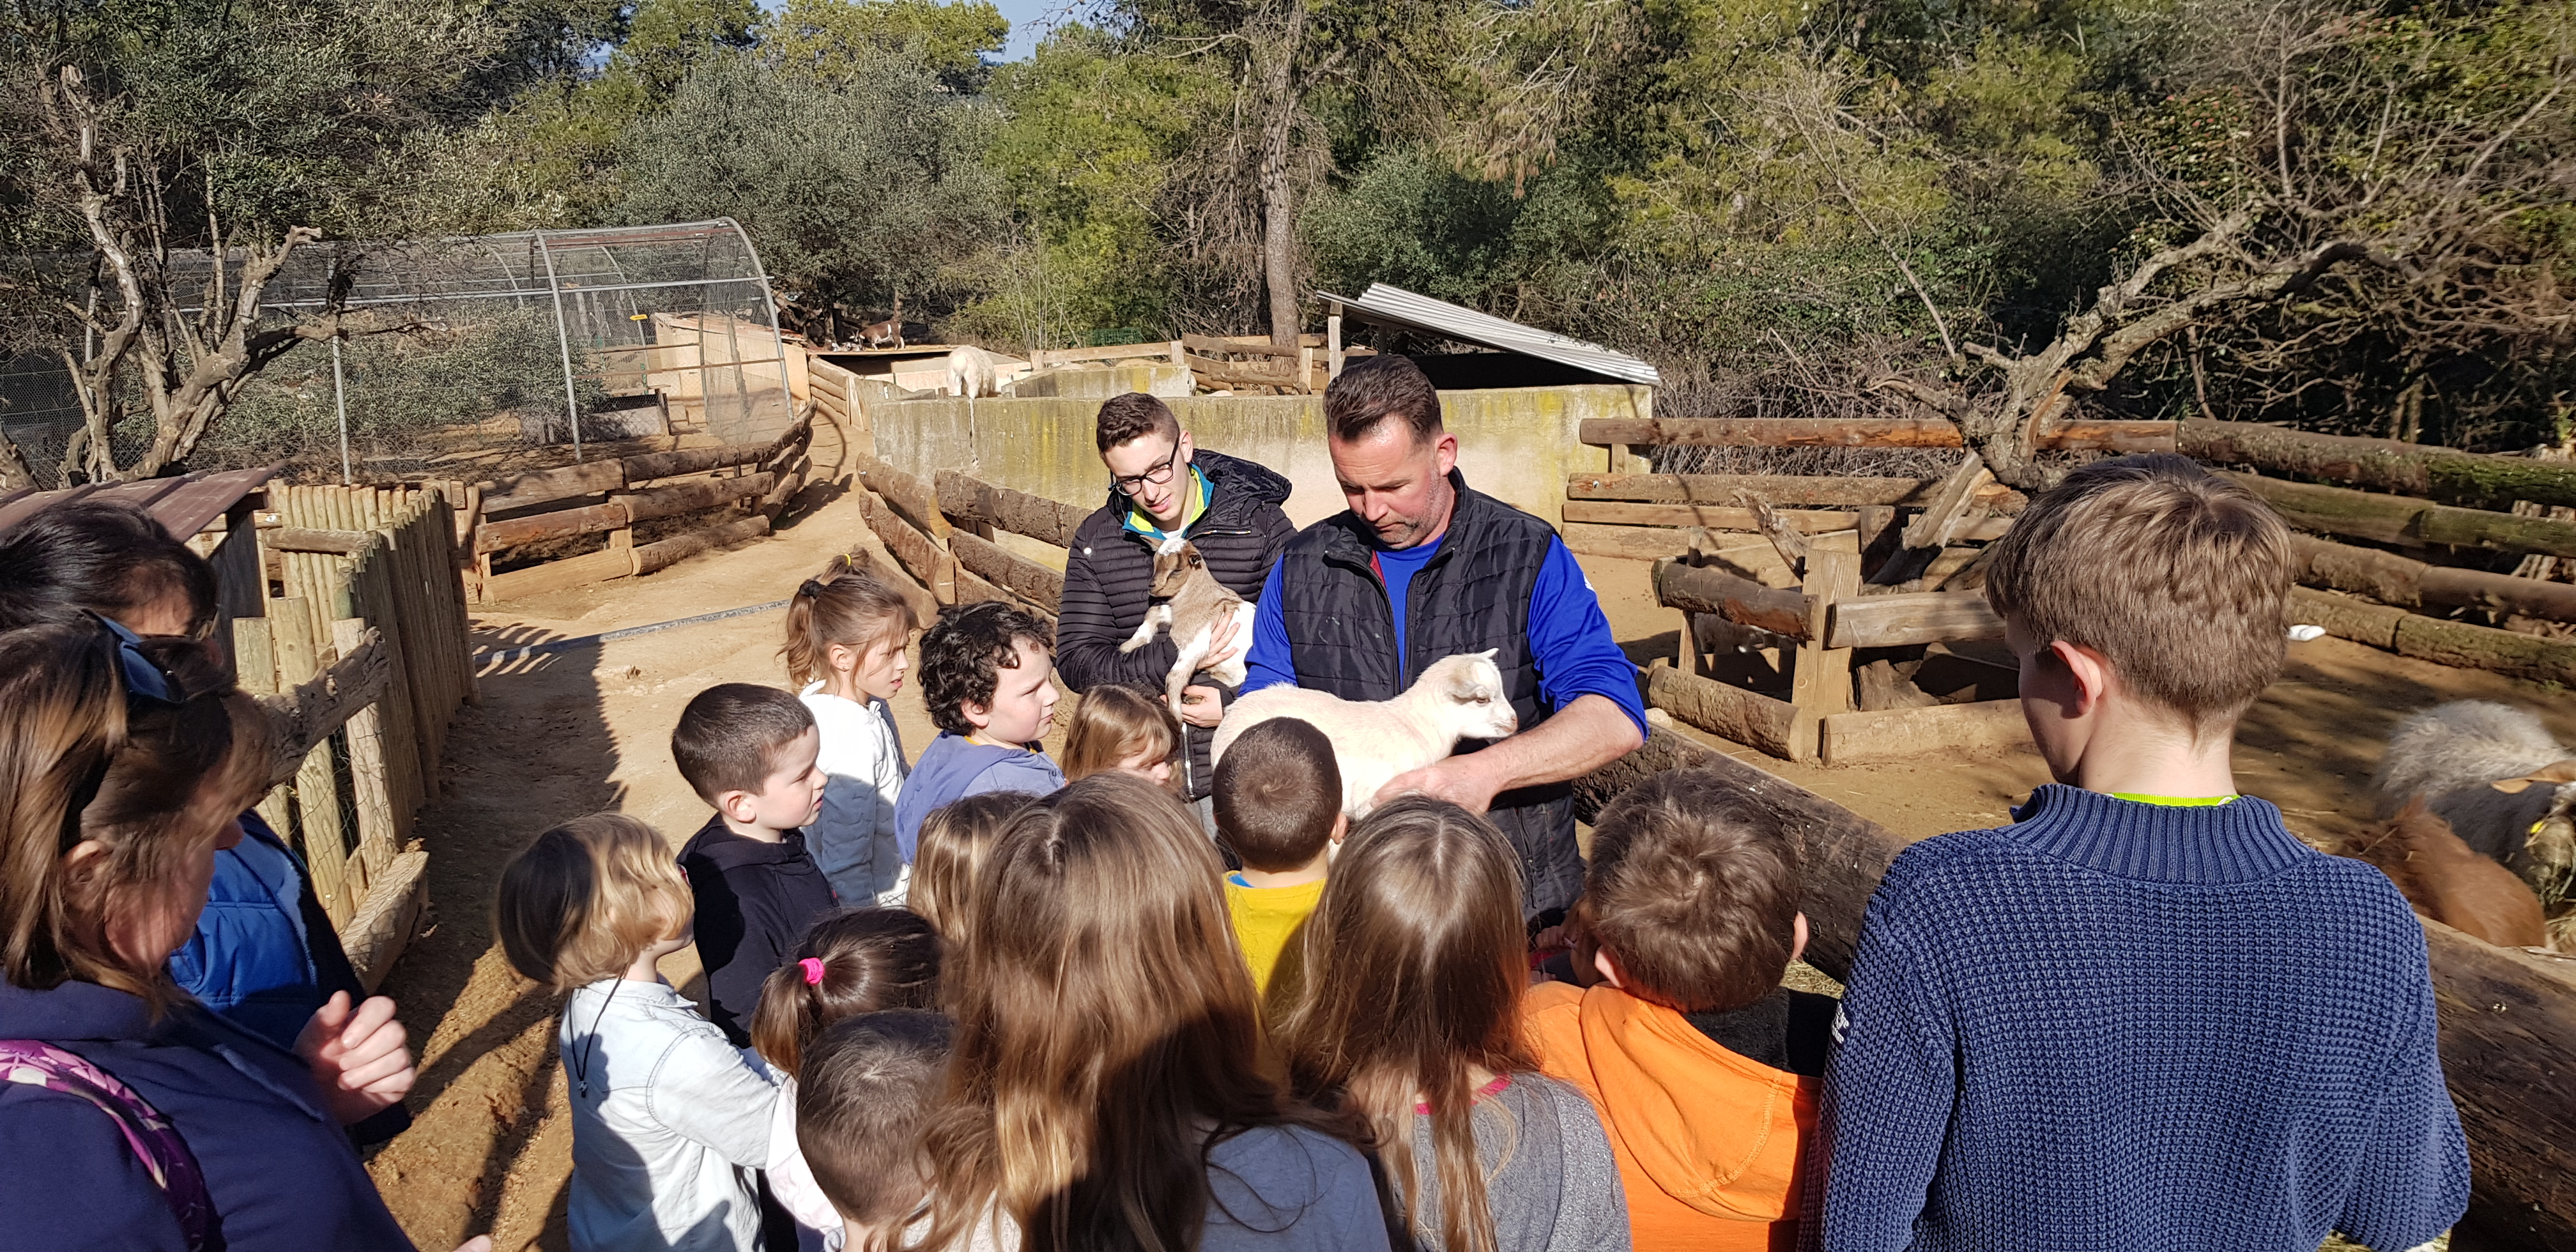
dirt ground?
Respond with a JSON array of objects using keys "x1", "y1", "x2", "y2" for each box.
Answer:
[{"x1": 364, "y1": 418, "x2": 2576, "y2": 1249}]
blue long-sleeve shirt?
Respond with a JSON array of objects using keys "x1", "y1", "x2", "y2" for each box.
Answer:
[
  {"x1": 1243, "y1": 533, "x2": 1646, "y2": 737},
  {"x1": 1804, "y1": 785, "x2": 2468, "y2": 1252}
]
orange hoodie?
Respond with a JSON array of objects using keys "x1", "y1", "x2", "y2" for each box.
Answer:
[{"x1": 1522, "y1": 981, "x2": 1816, "y2": 1251}]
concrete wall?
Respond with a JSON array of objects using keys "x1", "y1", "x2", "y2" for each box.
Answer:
[
  {"x1": 866, "y1": 384, "x2": 1652, "y2": 528},
  {"x1": 1009, "y1": 363, "x2": 1194, "y2": 400}
]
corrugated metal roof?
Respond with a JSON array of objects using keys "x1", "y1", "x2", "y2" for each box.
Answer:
[
  {"x1": 1317, "y1": 284, "x2": 1661, "y2": 388},
  {"x1": 0, "y1": 464, "x2": 279, "y2": 538}
]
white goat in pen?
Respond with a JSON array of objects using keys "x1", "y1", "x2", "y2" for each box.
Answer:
[
  {"x1": 2371, "y1": 699, "x2": 2576, "y2": 943},
  {"x1": 945, "y1": 346, "x2": 1002, "y2": 399},
  {"x1": 1117, "y1": 538, "x2": 1257, "y2": 713},
  {"x1": 1212, "y1": 651, "x2": 1521, "y2": 818}
]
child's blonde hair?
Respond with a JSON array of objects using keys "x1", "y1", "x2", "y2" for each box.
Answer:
[
  {"x1": 909, "y1": 791, "x2": 1030, "y2": 959},
  {"x1": 495, "y1": 813, "x2": 691, "y2": 992},
  {"x1": 1059, "y1": 685, "x2": 1180, "y2": 784},
  {"x1": 750, "y1": 908, "x2": 941, "y2": 1079},
  {"x1": 781, "y1": 554, "x2": 920, "y2": 689}
]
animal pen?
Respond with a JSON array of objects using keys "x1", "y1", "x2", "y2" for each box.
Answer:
[
  {"x1": 836, "y1": 390, "x2": 2576, "y2": 1249},
  {"x1": 0, "y1": 219, "x2": 800, "y2": 489}
]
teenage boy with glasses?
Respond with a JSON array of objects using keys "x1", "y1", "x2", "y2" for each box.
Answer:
[{"x1": 1055, "y1": 393, "x2": 1296, "y2": 818}]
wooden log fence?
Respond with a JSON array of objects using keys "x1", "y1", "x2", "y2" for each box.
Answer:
[
  {"x1": 2288, "y1": 534, "x2": 2576, "y2": 624},
  {"x1": 1570, "y1": 471, "x2": 2028, "y2": 511},
  {"x1": 466, "y1": 415, "x2": 812, "y2": 602},
  {"x1": 247, "y1": 484, "x2": 474, "y2": 990},
  {"x1": 2290, "y1": 588, "x2": 2576, "y2": 686},
  {"x1": 2221, "y1": 471, "x2": 2576, "y2": 560},
  {"x1": 855, "y1": 465, "x2": 1084, "y2": 620},
  {"x1": 1568, "y1": 726, "x2": 2576, "y2": 1252},
  {"x1": 1579, "y1": 417, "x2": 2176, "y2": 452},
  {"x1": 2182, "y1": 418, "x2": 2576, "y2": 511}
]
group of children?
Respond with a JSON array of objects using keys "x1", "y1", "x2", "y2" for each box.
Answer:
[{"x1": 493, "y1": 455, "x2": 2468, "y2": 1252}]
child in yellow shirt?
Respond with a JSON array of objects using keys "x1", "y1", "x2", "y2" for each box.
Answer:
[{"x1": 1211, "y1": 717, "x2": 1346, "y2": 999}]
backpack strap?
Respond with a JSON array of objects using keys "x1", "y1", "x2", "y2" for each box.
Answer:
[{"x1": 1, "y1": 1039, "x2": 213, "y2": 1249}]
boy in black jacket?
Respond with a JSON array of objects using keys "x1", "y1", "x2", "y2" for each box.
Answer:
[
  {"x1": 1056, "y1": 392, "x2": 1294, "y2": 808},
  {"x1": 672, "y1": 683, "x2": 836, "y2": 1045}
]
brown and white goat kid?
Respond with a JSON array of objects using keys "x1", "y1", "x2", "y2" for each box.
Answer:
[
  {"x1": 1211, "y1": 651, "x2": 1521, "y2": 818},
  {"x1": 2349, "y1": 797, "x2": 2550, "y2": 949},
  {"x1": 1117, "y1": 537, "x2": 1259, "y2": 714}
]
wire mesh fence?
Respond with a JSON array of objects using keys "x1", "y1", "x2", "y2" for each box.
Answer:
[{"x1": 1, "y1": 219, "x2": 796, "y2": 489}]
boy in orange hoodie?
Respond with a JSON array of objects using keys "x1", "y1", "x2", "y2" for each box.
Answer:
[{"x1": 1525, "y1": 768, "x2": 1833, "y2": 1251}]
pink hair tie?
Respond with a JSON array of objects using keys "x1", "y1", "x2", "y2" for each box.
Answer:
[{"x1": 799, "y1": 958, "x2": 826, "y2": 986}]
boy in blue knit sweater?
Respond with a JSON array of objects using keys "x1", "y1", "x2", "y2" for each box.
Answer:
[{"x1": 1805, "y1": 454, "x2": 2467, "y2": 1252}]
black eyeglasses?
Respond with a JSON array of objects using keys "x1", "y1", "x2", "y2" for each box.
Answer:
[{"x1": 1112, "y1": 442, "x2": 1184, "y2": 496}]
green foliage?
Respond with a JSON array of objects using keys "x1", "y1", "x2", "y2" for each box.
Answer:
[
  {"x1": 615, "y1": 49, "x2": 1006, "y2": 311},
  {"x1": 767, "y1": 0, "x2": 1009, "y2": 93}
]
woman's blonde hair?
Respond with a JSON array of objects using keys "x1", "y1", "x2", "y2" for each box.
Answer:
[
  {"x1": 1057, "y1": 685, "x2": 1180, "y2": 785},
  {"x1": 917, "y1": 773, "x2": 1333, "y2": 1252},
  {"x1": 907, "y1": 791, "x2": 1028, "y2": 961},
  {"x1": 0, "y1": 623, "x2": 274, "y2": 1012},
  {"x1": 1271, "y1": 797, "x2": 1534, "y2": 1252},
  {"x1": 494, "y1": 813, "x2": 691, "y2": 991},
  {"x1": 781, "y1": 554, "x2": 920, "y2": 689}
]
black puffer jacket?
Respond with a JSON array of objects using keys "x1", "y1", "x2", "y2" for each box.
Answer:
[{"x1": 1057, "y1": 450, "x2": 1296, "y2": 799}]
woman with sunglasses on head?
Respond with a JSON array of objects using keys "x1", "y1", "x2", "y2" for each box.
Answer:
[
  {"x1": 0, "y1": 501, "x2": 411, "y2": 1140},
  {"x1": 0, "y1": 622, "x2": 427, "y2": 1250}
]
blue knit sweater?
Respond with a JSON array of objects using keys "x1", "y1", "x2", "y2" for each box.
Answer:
[{"x1": 1805, "y1": 785, "x2": 2467, "y2": 1252}]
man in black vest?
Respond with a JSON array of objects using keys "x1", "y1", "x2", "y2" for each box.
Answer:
[
  {"x1": 1057, "y1": 393, "x2": 1296, "y2": 807},
  {"x1": 1240, "y1": 355, "x2": 1647, "y2": 915}
]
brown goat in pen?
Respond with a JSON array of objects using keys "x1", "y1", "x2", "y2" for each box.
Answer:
[{"x1": 2347, "y1": 797, "x2": 2549, "y2": 949}]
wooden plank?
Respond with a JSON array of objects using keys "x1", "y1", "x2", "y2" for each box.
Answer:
[
  {"x1": 2181, "y1": 418, "x2": 2576, "y2": 510},
  {"x1": 479, "y1": 459, "x2": 625, "y2": 515},
  {"x1": 618, "y1": 472, "x2": 770, "y2": 526},
  {"x1": 1181, "y1": 333, "x2": 1301, "y2": 360},
  {"x1": 1644, "y1": 662, "x2": 1799, "y2": 758},
  {"x1": 475, "y1": 500, "x2": 631, "y2": 554},
  {"x1": 634, "y1": 515, "x2": 772, "y2": 576},
  {"x1": 953, "y1": 565, "x2": 1016, "y2": 607},
  {"x1": 620, "y1": 436, "x2": 784, "y2": 484},
  {"x1": 2223, "y1": 471, "x2": 2576, "y2": 559},
  {"x1": 267, "y1": 602, "x2": 352, "y2": 921},
  {"x1": 1579, "y1": 418, "x2": 2173, "y2": 451},
  {"x1": 2288, "y1": 533, "x2": 2576, "y2": 624},
  {"x1": 1901, "y1": 454, "x2": 1993, "y2": 551},
  {"x1": 1567, "y1": 472, "x2": 1981, "y2": 507},
  {"x1": 859, "y1": 456, "x2": 951, "y2": 542},
  {"x1": 479, "y1": 544, "x2": 637, "y2": 602},
  {"x1": 263, "y1": 525, "x2": 375, "y2": 555},
  {"x1": 861, "y1": 491, "x2": 956, "y2": 604},
  {"x1": 1788, "y1": 533, "x2": 1863, "y2": 761},
  {"x1": 951, "y1": 530, "x2": 1065, "y2": 614},
  {"x1": 231, "y1": 616, "x2": 298, "y2": 839},
  {"x1": 934, "y1": 470, "x2": 1085, "y2": 549},
  {"x1": 2420, "y1": 920, "x2": 2576, "y2": 1249},
  {"x1": 1564, "y1": 522, "x2": 1698, "y2": 562},
  {"x1": 1567, "y1": 501, "x2": 1860, "y2": 532},
  {"x1": 1828, "y1": 592, "x2": 2007, "y2": 648},
  {"x1": 1652, "y1": 558, "x2": 1815, "y2": 639},
  {"x1": 342, "y1": 848, "x2": 429, "y2": 993},
  {"x1": 332, "y1": 618, "x2": 401, "y2": 876},
  {"x1": 1821, "y1": 699, "x2": 2032, "y2": 764}
]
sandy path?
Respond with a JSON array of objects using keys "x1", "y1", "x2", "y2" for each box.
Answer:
[{"x1": 366, "y1": 427, "x2": 2575, "y2": 1248}]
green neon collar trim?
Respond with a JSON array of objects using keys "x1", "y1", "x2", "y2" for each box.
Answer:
[{"x1": 2110, "y1": 791, "x2": 2241, "y2": 807}]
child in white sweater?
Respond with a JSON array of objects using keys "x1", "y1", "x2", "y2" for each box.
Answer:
[
  {"x1": 496, "y1": 813, "x2": 780, "y2": 1252},
  {"x1": 783, "y1": 557, "x2": 921, "y2": 906}
]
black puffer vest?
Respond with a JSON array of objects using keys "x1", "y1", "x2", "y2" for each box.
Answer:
[
  {"x1": 1271, "y1": 470, "x2": 1583, "y2": 915},
  {"x1": 1056, "y1": 450, "x2": 1296, "y2": 800}
]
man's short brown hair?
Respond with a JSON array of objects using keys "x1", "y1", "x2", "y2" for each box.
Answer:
[
  {"x1": 671, "y1": 683, "x2": 815, "y2": 803},
  {"x1": 1213, "y1": 717, "x2": 1342, "y2": 873},
  {"x1": 1094, "y1": 392, "x2": 1181, "y2": 454},
  {"x1": 1983, "y1": 452, "x2": 2292, "y2": 728},
  {"x1": 1582, "y1": 769, "x2": 1799, "y2": 1014},
  {"x1": 1324, "y1": 354, "x2": 1442, "y2": 444}
]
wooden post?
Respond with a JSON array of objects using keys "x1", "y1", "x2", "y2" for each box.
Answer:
[
  {"x1": 230, "y1": 616, "x2": 298, "y2": 839},
  {"x1": 1788, "y1": 531, "x2": 1862, "y2": 762},
  {"x1": 270, "y1": 599, "x2": 353, "y2": 922},
  {"x1": 332, "y1": 618, "x2": 397, "y2": 886},
  {"x1": 1327, "y1": 312, "x2": 1344, "y2": 379}
]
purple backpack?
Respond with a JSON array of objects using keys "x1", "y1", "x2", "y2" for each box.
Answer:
[{"x1": 0, "y1": 1039, "x2": 213, "y2": 1249}]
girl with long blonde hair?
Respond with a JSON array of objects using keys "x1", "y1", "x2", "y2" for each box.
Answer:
[
  {"x1": 1271, "y1": 797, "x2": 1629, "y2": 1252},
  {"x1": 783, "y1": 554, "x2": 922, "y2": 906},
  {"x1": 915, "y1": 772, "x2": 1393, "y2": 1252}
]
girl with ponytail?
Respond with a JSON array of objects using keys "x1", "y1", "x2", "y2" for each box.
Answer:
[
  {"x1": 782, "y1": 555, "x2": 922, "y2": 907},
  {"x1": 749, "y1": 908, "x2": 942, "y2": 1249}
]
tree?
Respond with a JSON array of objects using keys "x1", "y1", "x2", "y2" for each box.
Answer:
[
  {"x1": 767, "y1": 0, "x2": 1009, "y2": 95},
  {"x1": 615, "y1": 49, "x2": 1006, "y2": 318}
]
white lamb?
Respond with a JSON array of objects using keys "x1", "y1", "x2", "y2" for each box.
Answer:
[
  {"x1": 946, "y1": 345, "x2": 1000, "y2": 399},
  {"x1": 1211, "y1": 651, "x2": 1521, "y2": 818}
]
